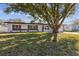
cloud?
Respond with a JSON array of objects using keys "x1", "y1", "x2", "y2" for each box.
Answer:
[{"x1": 0, "y1": 10, "x2": 3, "y2": 13}]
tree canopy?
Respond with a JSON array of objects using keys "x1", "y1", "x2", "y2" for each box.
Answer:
[
  {"x1": 5, "y1": 3, "x2": 76, "y2": 42},
  {"x1": 5, "y1": 3, "x2": 76, "y2": 29}
]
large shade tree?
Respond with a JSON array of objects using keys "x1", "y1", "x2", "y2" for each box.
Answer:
[{"x1": 5, "y1": 3, "x2": 76, "y2": 42}]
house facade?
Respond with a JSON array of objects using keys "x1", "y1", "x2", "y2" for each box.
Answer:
[
  {"x1": 0, "y1": 22, "x2": 64, "y2": 33},
  {"x1": 3, "y1": 21, "x2": 79, "y2": 33}
]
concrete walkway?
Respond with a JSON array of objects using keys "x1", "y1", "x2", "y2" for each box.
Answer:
[{"x1": 63, "y1": 32, "x2": 79, "y2": 35}]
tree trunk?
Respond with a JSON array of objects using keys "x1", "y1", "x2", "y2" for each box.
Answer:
[
  {"x1": 53, "y1": 32, "x2": 57, "y2": 42},
  {"x1": 52, "y1": 29, "x2": 58, "y2": 42}
]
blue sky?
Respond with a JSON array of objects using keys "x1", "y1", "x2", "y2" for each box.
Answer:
[
  {"x1": 0, "y1": 3, "x2": 79, "y2": 24},
  {"x1": 0, "y1": 4, "x2": 33, "y2": 22}
]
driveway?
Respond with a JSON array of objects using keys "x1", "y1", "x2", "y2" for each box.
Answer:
[{"x1": 63, "y1": 32, "x2": 79, "y2": 35}]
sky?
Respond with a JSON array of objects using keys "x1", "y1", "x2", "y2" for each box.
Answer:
[
  {"x1": 0, "y1": 3, "x2": 79, "y2": 24},
  {"x1": 0, "y1": 4, "x2": 33, "y2": 23}
]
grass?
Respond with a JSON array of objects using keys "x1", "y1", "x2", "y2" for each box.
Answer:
[{"x1": 0, "y1": 32, "x2": 79, "y2": 56}]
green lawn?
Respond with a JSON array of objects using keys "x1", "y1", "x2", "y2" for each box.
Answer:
[{"x1": 0, "y1": 32, "x2": 79, "y2": 56}]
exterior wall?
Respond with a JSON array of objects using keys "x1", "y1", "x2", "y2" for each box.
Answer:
[
  {"x1": 4, "y1": 23, "x2": 43, "y2": 32},
  {"x1": 21, "y1": 24, "x2": 28, "y2": 32},
  {"x1": 28, "y1": 24, "x2": 39, "y2": 32},
  {"x1": 38, "y1": 25, "x2": 42, "y2": 32},
  {"x1": 43, "y1": 25, "x2": 52, "y2": 33},
  {"x1": 48, "y1": 28, "x2": 52, "y2": 33},
  {"x1": 0, "y1": 23, "x2": 11, "y2": 32},
  {"x1": 21, "y1": 24, "x2": 28, "y2": 29},
  {"x1": 3, "y1": 23, "x2": 21, "y2": 32},
  {"x1": 0, "y1": 25, "x2": 8, "y2": 32},
  {"x1": 27, "y1": 24, "x2": 43, "y2": 32},
  {"x1": 1, "y1": 22, "x2": 79, "y2": 33},
  {"x1": 59, "y1": 26, "x2": 64, "y2": 32},
  {"x1": 7, "y1": 24, "x2": 13, "y2": 32},
  {"x1": 73, "y1": 25, "x2": 79, "y2": 31},
  {"x1": 63, "y1": 25, "x2": 73, "y2": 31},
  {"x1": 11, "y1": 24, "x2": 28, "y2": 32}
]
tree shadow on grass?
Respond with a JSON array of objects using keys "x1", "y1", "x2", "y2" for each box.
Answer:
[{"x1": 0, "y1": 33, "x2": 79, "y2": 56}]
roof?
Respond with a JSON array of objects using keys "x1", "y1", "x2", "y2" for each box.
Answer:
[
  {"x1": 4, "y1": 22, "x2": 45, "y2": 25},
  {"x1": 4, "y1": 22, "x2": 66, "y2": 26}
]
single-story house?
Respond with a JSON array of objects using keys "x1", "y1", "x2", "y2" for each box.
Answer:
[{"x1": 0, "y1": 22, "x2": 64, "y2": 33}]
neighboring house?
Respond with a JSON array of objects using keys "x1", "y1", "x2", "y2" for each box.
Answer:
[
  {"x1": 63, "y1": 24, "x2": 73, "y2": 31},
  {"x1": 72, "y1": 25, "x2": 79, "y2": 31}
]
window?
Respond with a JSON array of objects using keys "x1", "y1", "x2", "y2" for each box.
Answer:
[
  {"x1": 28, "y1": 25, "x2": 38, "y2": 30},
  {"x1": 12, "y1": 25, "x2": 21, "y2": 30},
  {"x1": 44, "y1": 26, "x2": 49, "y2": 30}
]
